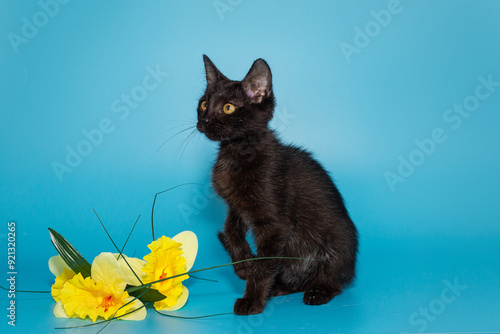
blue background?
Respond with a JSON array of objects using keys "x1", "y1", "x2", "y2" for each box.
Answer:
[{"x1": 1, "y1": 0, "x2": 499, "y2": 333}]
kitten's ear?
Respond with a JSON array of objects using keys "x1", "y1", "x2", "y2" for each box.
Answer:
[
  {"x1": 203, "y1": 55, "x2": 228, "y2": 86},
  {"x1": 242, "y1": 58, "x2": 272, "y2": 103}
]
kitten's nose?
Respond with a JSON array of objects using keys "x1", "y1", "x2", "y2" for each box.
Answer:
[{"x1": 197, "y1": 118, "x2": 209, "y2": 132}]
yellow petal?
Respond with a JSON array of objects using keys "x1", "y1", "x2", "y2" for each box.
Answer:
[
  {"x1": 119, "y1": 297, "x2": 147, "y2": 321},
  {"x1": 147, "y1": 235, "x2": 181, "y2": 253},
  {"x1": 53, "y1": 301, "x2": 69, "y2": 318},
  {"x1": 91, "y1": 252, "x2": 127, "y2": 293},
  {"x1": 61, "y1": 273, "x2": 103, "y2": 322},
  {"x1": 157, "y1": 285, "x2": 189, "y2": 311},
  {"x1": 48, "y1": 255, "x2": 71, "y2": 277},
  {"x1": 51, "y1": 268, "x2": 76, "y2": 302},
  {"x1": 142, "y1": 235, "x2": 189, "y2": 310},
  {"x1": 61, "y1": 273, "x2": 131, "y2": 322},
  {"x1": 113, "y1": 254, "x2": 147, "y2": 286},
  {"x1": 152, "y1": 280, "x2": 185, "y2": 310},
  {"x1": 143, "y1": 248, "x2": 187, "y2": 295},
  {"x1": 172, "y1": 231, "x2": 198, "y2": 271}
]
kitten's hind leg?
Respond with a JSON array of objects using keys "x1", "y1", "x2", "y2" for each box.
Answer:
[
  {"x1": 269, "y1": 276, "x2": 300, "y2": 297},
  {"x1": 302, "y1": 252, "x2": 351, "y2": 305},
  {"x1": 303, "y1": 284, "x2": 342, "y2": 305}
]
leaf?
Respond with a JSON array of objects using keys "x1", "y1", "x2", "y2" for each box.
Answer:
[
  {"x1": 48, "y1": 228, "x2": 92, "y2": 278},
  {"x1": 127, "y1": 286, "x2": 166, "y2": 302}
]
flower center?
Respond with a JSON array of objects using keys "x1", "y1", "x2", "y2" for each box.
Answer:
[
  {"x1": 159, "y1": 268, "x2": 168, "y2": 280},
  {"x1": 98, "y1": 295, "x2": 113, "y2": 312}
]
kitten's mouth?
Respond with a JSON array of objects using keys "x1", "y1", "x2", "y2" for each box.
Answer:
[{"x1": 196, "y1": 122, "x2": 205, "y2": 133}]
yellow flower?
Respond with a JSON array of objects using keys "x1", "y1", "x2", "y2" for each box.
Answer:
[
  {"x1": 48, "y1": 255, "x2": 76, "y2": 302},
  {"x1": 51, "y1": 268, "x2": 76, "y2": 302},
  {"x1": 113, "y1": 253, "x2": 147, "y2": 286},
  {"x1": 142, "y1": 231, "x2": 198, "y2": 311},
  {"x1": 54, "y1": 252, "x2": 146, "y2": 322}
]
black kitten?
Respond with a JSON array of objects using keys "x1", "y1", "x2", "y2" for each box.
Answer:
[{"x1": 197, "y1": 55, "x2": 358, "y2": 315}]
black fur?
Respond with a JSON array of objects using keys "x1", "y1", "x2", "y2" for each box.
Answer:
[{"x1": 197, "y1": 55, "x2": 358, "y2": 315}]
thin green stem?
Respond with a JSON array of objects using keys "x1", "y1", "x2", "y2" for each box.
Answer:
[
  {"x1": 117, "y1": 214, "x2": 141, "y2": 261},
  {"x1": 93, "y1": 209, "x2": 144, "y2": 286},
  {"x1": 154, "y1": 309, "x2": 232, "y2": 319},
  {"x1": 127, "y1": 256, "x2": 309, "y2": 293},
  {"x1": 189, "y1": 275, "x2": 218, "y2": 283},
  {"x1": 150, "y1": 183, "x2": 201, "y2": 241},
  {"x1": 0, "y1": 285, "x2": 50, "y2": 293},
  {"x1": 54, "y1": 303, "x2": 150, "y2": 330}
]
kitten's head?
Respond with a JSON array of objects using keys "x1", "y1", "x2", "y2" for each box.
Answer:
[{"x1": 196, "y1": 55, "x2": 275, "y2": 141}]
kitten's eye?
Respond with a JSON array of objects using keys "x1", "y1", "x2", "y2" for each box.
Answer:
[
  {"x1": 201, "y1": 101, "x2": 207, "y2": 111},
  {"x1": 223, "y1": 103, "x2": 236, "y2": 114}
]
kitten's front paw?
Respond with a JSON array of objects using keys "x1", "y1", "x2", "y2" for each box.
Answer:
[
  {"x1": 233, "y1": 261, "x2": 253, "y2": 280},
  {"x1": 234, "y1": 298, "x2": 265, "y2": 315}
]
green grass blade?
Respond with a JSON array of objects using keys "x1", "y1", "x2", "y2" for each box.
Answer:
[
  {"x1": 0, "y1": 285, "x2": 51, "y2": 293},
  {"x1": 154, "y1": 309, "x2": 232, "y2": 319},
  {"x1": 189, "y1": 275, "x2": 218, "y2": 283},
  {"x1": 116, "y1": 214, "x2": 141, "y2": 261},
  {"x1": 54, "y1": 303, "x2": 149, "y2": 330},
  {"x1": 150, "y1": 183, "x2": 201, "y2": 240},
  {"x1": 93, "y1": 209, "x2": 145, "y2": 286},
  {"x1": 48, "y1": 228, "x2": 91, "y2": 278},
  {"x1": 127, "y1": 256, "x2": 309, "y2": 293}
]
